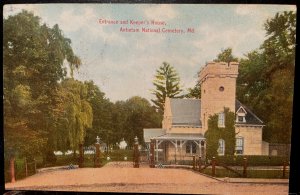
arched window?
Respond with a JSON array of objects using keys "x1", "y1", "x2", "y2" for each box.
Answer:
[{"x1": 218, "y1": 139, "x2": 225, "y2": 156}]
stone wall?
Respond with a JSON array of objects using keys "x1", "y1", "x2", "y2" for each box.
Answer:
[
  {"x1": 168, "y1": 127, "x2": 204, "y2": 135},
  {"x1": 162, "y1": 97, "x2": 172, "y2": 131},
  {"x1": 269, "y1": 143, "x2": 291, "y2": 157},
  {"x1": 199, "y1": 62, "x2": 239, "y2": 132},
  {"x1": 262, "y1": 141, "x2": 269, "y2": 155},
  {"x1": 235, "y1": 125, "x2": 264, "y2": 155}
]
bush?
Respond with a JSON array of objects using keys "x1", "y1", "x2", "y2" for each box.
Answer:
[
  {"x1": 212, "y1": 155, "x2": 289, "y2": 166},
  {"x1": 104, "y1": 149, "x2": 133, "y2": 161},
  {"x1": 44, "y1": 151, "x2": 57, "y2": 164}
]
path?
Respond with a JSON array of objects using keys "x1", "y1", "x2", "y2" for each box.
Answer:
[{"x1": 5, "y1": 162, "x2": 288, "y2": 194}]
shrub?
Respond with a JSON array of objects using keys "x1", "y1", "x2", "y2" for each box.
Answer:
[{"x1": 213, "y1": 155, "x2": 289, "y2": 166}]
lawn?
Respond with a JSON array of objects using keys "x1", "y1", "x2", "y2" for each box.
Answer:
[
  {"x1": 201, "y1": 167, "x2": 289, "y2": 179},
  {"x1": 5, "y1": 149, "x2": 134, "y2": 183}
]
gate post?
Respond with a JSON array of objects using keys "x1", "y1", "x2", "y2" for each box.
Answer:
[
  {"x1": 283, "y1": 160, "x2": 287, "y2": 178},
  {"x1": 78, "y1": 143, "x2": 84, "y2": 168},
  {"x1": 25, "y1": 157, "x2": 28, "y2": 177},
  {"x1": 95, "y1": 136, "x2": 101, "y2": 168},
  {"x1": 133, "y1": 136, "x2": 140, "y2": 168},
  {"x1": 149, "y1": 139, "x2": 155, "y2": 168},
  {"x1": 212, "y1": 157, "x2": 216, "y2": 177},
  {"x1": 10, "y1": 156, "x2": 16, "y2": 183},
  {"x1": 198, "y1": 156, "x2": 202, "y2": 172},
  {"x1": 243, "y1": 157, "x2": 248, "y2": 177},
  {"x1": 34, "y1": 158, "x2": 37, "y2": 174}
]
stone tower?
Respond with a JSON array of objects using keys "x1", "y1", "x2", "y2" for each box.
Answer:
[{"x1": 199, "y1": 61, "x2": 239, "y2": 132}]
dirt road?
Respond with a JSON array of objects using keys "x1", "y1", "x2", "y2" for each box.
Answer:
[{"x1": 5, "y1": 162, "x2": 288, "y2": 194}]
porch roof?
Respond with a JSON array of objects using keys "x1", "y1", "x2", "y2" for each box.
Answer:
[
  {"x1": 153, "y1": 133, "x2": 205, "y2": 141},
  {"x1": 143, "y1": 128, "x2": 166, "y2": 142}
]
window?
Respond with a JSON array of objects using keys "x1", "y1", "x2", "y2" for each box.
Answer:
[
  {"x1": 235, "y1": 137, "x2": 244, "y2": 155},
  {"x1": 186, "y1": 142, "x2": 197, "y2": 154},
  {"x1": 218, "y1": 112, "x2": 225, "y2": 127},
  {"x1": 238, "y1": 116, "x2": 244, "y2": 122},
  {"x1": 217, "y1": 139, "x2": 225, "y2": 156},
  {"x1": 236, "y1": 106, "x2": 247, "y2": 123},
  {"x1": 219, "y1": 86, "x2": 224, "y2": 92}
]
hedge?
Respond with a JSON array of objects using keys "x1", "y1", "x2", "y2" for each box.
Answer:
[{"x1": 212, "y1": 155, "x2": 289, "y2": 166}]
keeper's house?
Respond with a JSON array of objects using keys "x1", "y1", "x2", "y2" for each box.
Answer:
[{"x1": 144, "y1": 61, "x2": 269, "y2": 163}]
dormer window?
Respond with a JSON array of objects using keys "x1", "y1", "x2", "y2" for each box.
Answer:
[
  {"x1": 236, "y1": 106, "x2": 247, "y2": 123},
  {"x1": 237, "y1": 116, "x2": 245, "y2": 122}
]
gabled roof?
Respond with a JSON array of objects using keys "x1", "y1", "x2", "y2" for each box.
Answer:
[
  {"x1": 167, "y1": 98, "x2": 263, "y2": 126},
  {"x1": 235, "y1": 100, "x2": 264, "y2": 125},
  {"x1": 236, "y1": 106, "x2": 247, "y2": 114},
  {"x1": 169, "y1": 98, "x2": 201, "y2": 126}
]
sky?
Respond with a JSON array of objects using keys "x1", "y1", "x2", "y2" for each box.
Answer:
[{"x1": 3, "y1": 4, "x2": 296, "y2": 103}]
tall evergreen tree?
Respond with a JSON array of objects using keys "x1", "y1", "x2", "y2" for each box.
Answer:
[{"x1": 151, "y1": 62, "x2": 183, "y2": 112}]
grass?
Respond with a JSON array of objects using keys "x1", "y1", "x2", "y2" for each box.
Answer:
[
  {"x1": 6, "y1": 150, "x2": 288, "y2": 183},
  {"x1": 4, "y1": 149, "x2": 134, "y2": 183},
  {"x1": 201, "y1": 167, "x2": 289, "y2": 179}
]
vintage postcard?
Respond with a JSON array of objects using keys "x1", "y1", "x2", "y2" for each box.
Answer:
[{"x1": 3, "y1": 3, "x2": 296, "y2": 194}]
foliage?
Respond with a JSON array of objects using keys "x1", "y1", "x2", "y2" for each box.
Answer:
[
  {"x1": 187, "y1": 47, "x2": 239, "y2": 100},
  {"x1": 84, "y1": 93, "x2": 161, "y2": 148},
  {"x1": 205, "y1": 108, "x2": 236, "y2": 159},
  {"x1": 215, "y1": 155, "x2": 289, "y2": 166},
  {"x1": 214, "y1": 48, "x2": 239, "y2": 63},
  {"x1": 56, "y1": 79, "x2": 93, "y2": 152},
  {"x1": 125, "y1": 96, "x2": 162, "y2": 146},
  {"x1": 83, "y1": 80, "x2": 113, "y2": 146},
  {"x1": 237, "y1": 11, "x2": 295, "y2": 144},
  {"x1": 185, "y1": 81, "x2": 201, "y2": 99},
  {"x1": 202, "y1": 168, "x2": 289, "y2": 179},
  {"x1": 3, "y1": 10, "x2": 82, "y2": 159},
  {"x1": 205, "y1": 115, "x2": 219, "y2": 158},
  {"x1": 151, "y1": 62, "x2": 183, "y2": 112}
]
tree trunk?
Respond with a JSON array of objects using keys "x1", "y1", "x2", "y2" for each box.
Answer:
[{"x1": 73, "y1": 148, "x2": 77, "y2": 159}]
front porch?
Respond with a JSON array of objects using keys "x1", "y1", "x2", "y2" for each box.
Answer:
[{"x1": 150, "y1": 134, "x2": 206, "y2": 165}]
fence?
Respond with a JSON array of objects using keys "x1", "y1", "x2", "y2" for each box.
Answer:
[
  {"x1": 5, "y1": 158, "x2": 37, "y2": 183},
  {"x1": 195, "y1": 156, "x2": 289, "y2": 179}
]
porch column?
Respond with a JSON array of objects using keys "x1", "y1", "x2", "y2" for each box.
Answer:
[
  {"x1": 180, "y1": 140, "x2": 183, "y2": 162},
  {"x1": 199, "y1": 140, "x2": 202, "y2": 157},
  {"x1": 204, "y1": 141, "x2": 206, "y2": 160},
  {"x1": 175, "y1": 140, "x2": 177, "y2": 164},
  {"x1": 150, "y1": 139, "x2": 155, "y2": 168},
  {"x1": 156, "y1": 139, "x2": 158, "y2": 162}
]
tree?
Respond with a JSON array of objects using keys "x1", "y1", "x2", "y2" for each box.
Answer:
[
  {"x1": 185, "y1": 81, "x2": 201, "y2": 99},
  {"x1": 214, "y1": 48, "x2": 239, "y2": 63},
  {"x1": 83, "y1": 80, "x2": 113, "y2": 146},
  {"x1": 58, "y1": 79, "x2": 93, "y2": 156},
  {"x1": 3, "y1": 10, "x2": 82, "y2": 160},
  {"x1": 204, "y1": 108, "x2": 235, "y2": 159},
  {"x1": 151, "y1": 62, "x2": 183, "y2": 112},
  {"x1": 124, "y1": 96, "x2": 162, "y2": 146},
  {"x1": 236, "y1": 11, "x2": 295, "y2": 144},
  {"x1": 262, "y1": 11, "x2": 296, "y2": 77}
]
